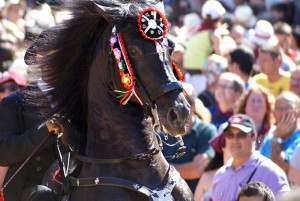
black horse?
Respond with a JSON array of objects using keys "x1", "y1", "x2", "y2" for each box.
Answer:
[{"x1": 26, "y1": 0, "x2": 193, "y2": 200}]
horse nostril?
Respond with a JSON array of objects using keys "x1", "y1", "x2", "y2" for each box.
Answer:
[{"x1": 168, "y1": 108, "x2": 182, "y2": 129}]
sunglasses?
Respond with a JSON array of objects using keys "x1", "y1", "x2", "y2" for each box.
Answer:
[
  {"x1": 224, "y1": 131, "x2": 251, "y2": 139},
  {"x1": 0, "y1": 83, "x2": 20, "y2": 93}
]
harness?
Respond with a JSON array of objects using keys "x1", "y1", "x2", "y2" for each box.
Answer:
[
  {"x1": 68, "y1": 163, "x2": 180, "y2": 201},
  {"x1": 1, "y1": 6, "x2": 187, "y2": 201},
  {"x1": 56, "y1": 128, "x2": 185, "y2": 200},
  {"x1": 56, "y1": 7, "x2": 186, "y2": 200}
]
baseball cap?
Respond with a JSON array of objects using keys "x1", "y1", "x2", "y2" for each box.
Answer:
[
  {"x1": 223, "y1": 114, "x2": 257, "y2": 134},
  {"x1": 0, "y1": 71, "x2": 27, "y2": 87},
  {"x1": 201, "y1": 0, "x2": 226, "y2": 20},
  {"x1": 209, "y1": 122, "x2": 226, "y2": 154}
]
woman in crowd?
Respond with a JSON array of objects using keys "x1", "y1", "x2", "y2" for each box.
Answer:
[
  {"x1": 208, "y1": 72, "x2": 245, "y2": 129},
  {"x1": 235, "y1": 84, "x2": 275, "y2": 149}
]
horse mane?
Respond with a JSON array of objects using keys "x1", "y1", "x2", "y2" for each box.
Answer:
[{"x1": 25, "y1": 0, "x2": 164, "y2": 141}]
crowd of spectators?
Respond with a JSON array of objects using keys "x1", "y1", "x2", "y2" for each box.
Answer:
[{"x1": 163, "y1": 0, "x2": 300, "y2": 200}]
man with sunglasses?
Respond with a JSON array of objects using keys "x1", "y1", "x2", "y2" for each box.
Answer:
[
  {"x1": 0, "y1": 70, "x2": 27, "y2": 100},
  {"x1": 211, "y1": 114, "x2": 289, "y2": 201}
]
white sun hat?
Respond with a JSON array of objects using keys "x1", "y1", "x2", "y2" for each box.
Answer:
[
  {"x1": 201, "y1": 0, "x2": 226, "y2": 20},
  {"x1": 248, "y1": 20, "x2": 278, "y2": 47},
  {"x1": 234, "y1": 5, "x2": 256, "y2": 28}
]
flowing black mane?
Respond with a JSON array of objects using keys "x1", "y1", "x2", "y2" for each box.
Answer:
[
  {"x1": 26, "y1": 0, "x2": 162, "y2": 133},
  {"x1": 25, "y1": 1, "x2": 194, "y2": 200}
]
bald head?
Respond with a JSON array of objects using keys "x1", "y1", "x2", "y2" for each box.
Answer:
[{"x1": 290, "y1": 68, "x2": 300, "y2": 96}]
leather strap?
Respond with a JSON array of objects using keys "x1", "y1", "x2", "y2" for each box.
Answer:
[
  {"x1": 69, "y1": 176, "x2": 152, "y2": 197},
  {"x1": 149, "y1": 81, "x2": 182, "y2": 101},
  {"x1": 71, "y1": 147, "x2": 159, "y2": 164},
  {"x1": 69, "y1": 166, "x2": 180, "y2": 200}
]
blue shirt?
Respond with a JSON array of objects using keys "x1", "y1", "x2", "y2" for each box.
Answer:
[
  {"x1": 259, "y1": 128, "x2": 300, "y2": 162},
  {"x1": 160, "y1": 115, "x2": 217, "y2": 192},
  {"x1": 208, "y1": 105, "x2": 233, "y2": 129}
]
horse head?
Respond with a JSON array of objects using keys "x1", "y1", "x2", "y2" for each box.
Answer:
[
  {"x1": 93, "y1": 0, "x2": 191, "y2": 136},
  {"x1": 24, "y1": 1, "x2": 194, "y2": 200}
]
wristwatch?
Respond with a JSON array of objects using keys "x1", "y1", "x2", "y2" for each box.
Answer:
[{"x1": 272, "y1": 136, "x2": 283, "y2": 144}]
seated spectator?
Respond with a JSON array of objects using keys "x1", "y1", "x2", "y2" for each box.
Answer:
[
  {"x1": 235, "y1": 85, "x2": 275, "y2": 149},
  {"x1": 291, "y1": 27, "x2": 300, "y2": 65},
  {"x1": 1, "y1": 0, "x2": 26, "y2": 49},
  {"x1": 183, "y1": 0, "x2": 226, "y2": 71},
  {"x1": 274, "y1": 22, "x2": 299, "y2": 64},
  {"x1": 183, "y1": 0, "x2": 227, "y2": 95},
  {"x1": 0, "y1": 70, "x2": 27, "y2": 100},
  {"x1": 24, "y1": 3, "x2": 56, "y2": 39},
  {"x1": 247, "y1": 20, "x2": 278, "y2": 59},
  {"x1": 208, "y1": 72, "x2": 245, "y2": 129},
  {"x1": 194, "y1": 124, "x2": 231, "y2": 201},
  {"x1": 227, "y1": 45, "x2": 257, "y2": 89},
  {"x1": 171, "y1": 42, "x2": 186, "y2": 78},
  {"x1": 237, "y1": 181, "x2": 275, "y2": 201},
  {"x1": 260, "y1": 91, "x2": 300, "y2": 174},
  {"x1": 230, "y1": 24, "x2": 247, "y2": 46},
  {"x1": 211, "y1": 114, "x2": 290, "y2": 201},
  {"x1": 253, "y1": 45, "x2": 290, "y2": 97},
  {"x1": 289, "y1": 68, "x2": 300, "y2": 97},
  {"x1": 159, "y1": 83, "x2": 217, "y2": 193},
  {"x1": 288, "y1": 143, "x2": 300, "y2": 186},
  {"x1": 198, "y1": 54, "x2": 227, "y2": 108},
  {"x1": 170, "y1": 12, "x2": 201, "y2": 47},
  {"x1": 270, "y1": 2, "x2": 294, "y2": 25},
  {"x1": 233, "y1": 4, "x2": 256, "y2": 29}
]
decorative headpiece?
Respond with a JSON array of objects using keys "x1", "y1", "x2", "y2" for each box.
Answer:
[
  {"x1": 137, "y1": 7, "x2": 168, "y2": 41},
  {"x1": 110, "y1": 27, "x2": 142, "y2": 105},
  {"x1": 110, "y1": 8, "x2": 183, "y2": 106}
]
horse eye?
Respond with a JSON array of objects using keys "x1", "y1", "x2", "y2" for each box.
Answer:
[{"x1": 128, "y1": 47, "x2": 140, "y2": 56}]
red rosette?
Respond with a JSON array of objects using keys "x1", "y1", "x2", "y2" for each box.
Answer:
[{"x1": 137, "y1": 7, "x2": 168, "y2": 41}]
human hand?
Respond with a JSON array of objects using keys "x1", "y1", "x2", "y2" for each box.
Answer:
[
  {"x1": 46, "y1": 114, "x2": 70, "y2": 135},
  {"x1": 274, "y1": 111, "x2": 298, "y2": 138},
  {"x1": 193, "y1": 153, "x2": 210, "y2": 173}
]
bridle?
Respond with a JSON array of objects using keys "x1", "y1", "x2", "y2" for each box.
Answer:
[
  {"x1": 110, "y1": 7, "x2": 183, "y2": 107},
  {"x1": 60, "y1": 7, "x2": 186, "y2": 200}
]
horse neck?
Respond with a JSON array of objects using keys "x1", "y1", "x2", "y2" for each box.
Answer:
[{"x1": 85, "y1": 92, "x2": 155, "y2": 159}]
